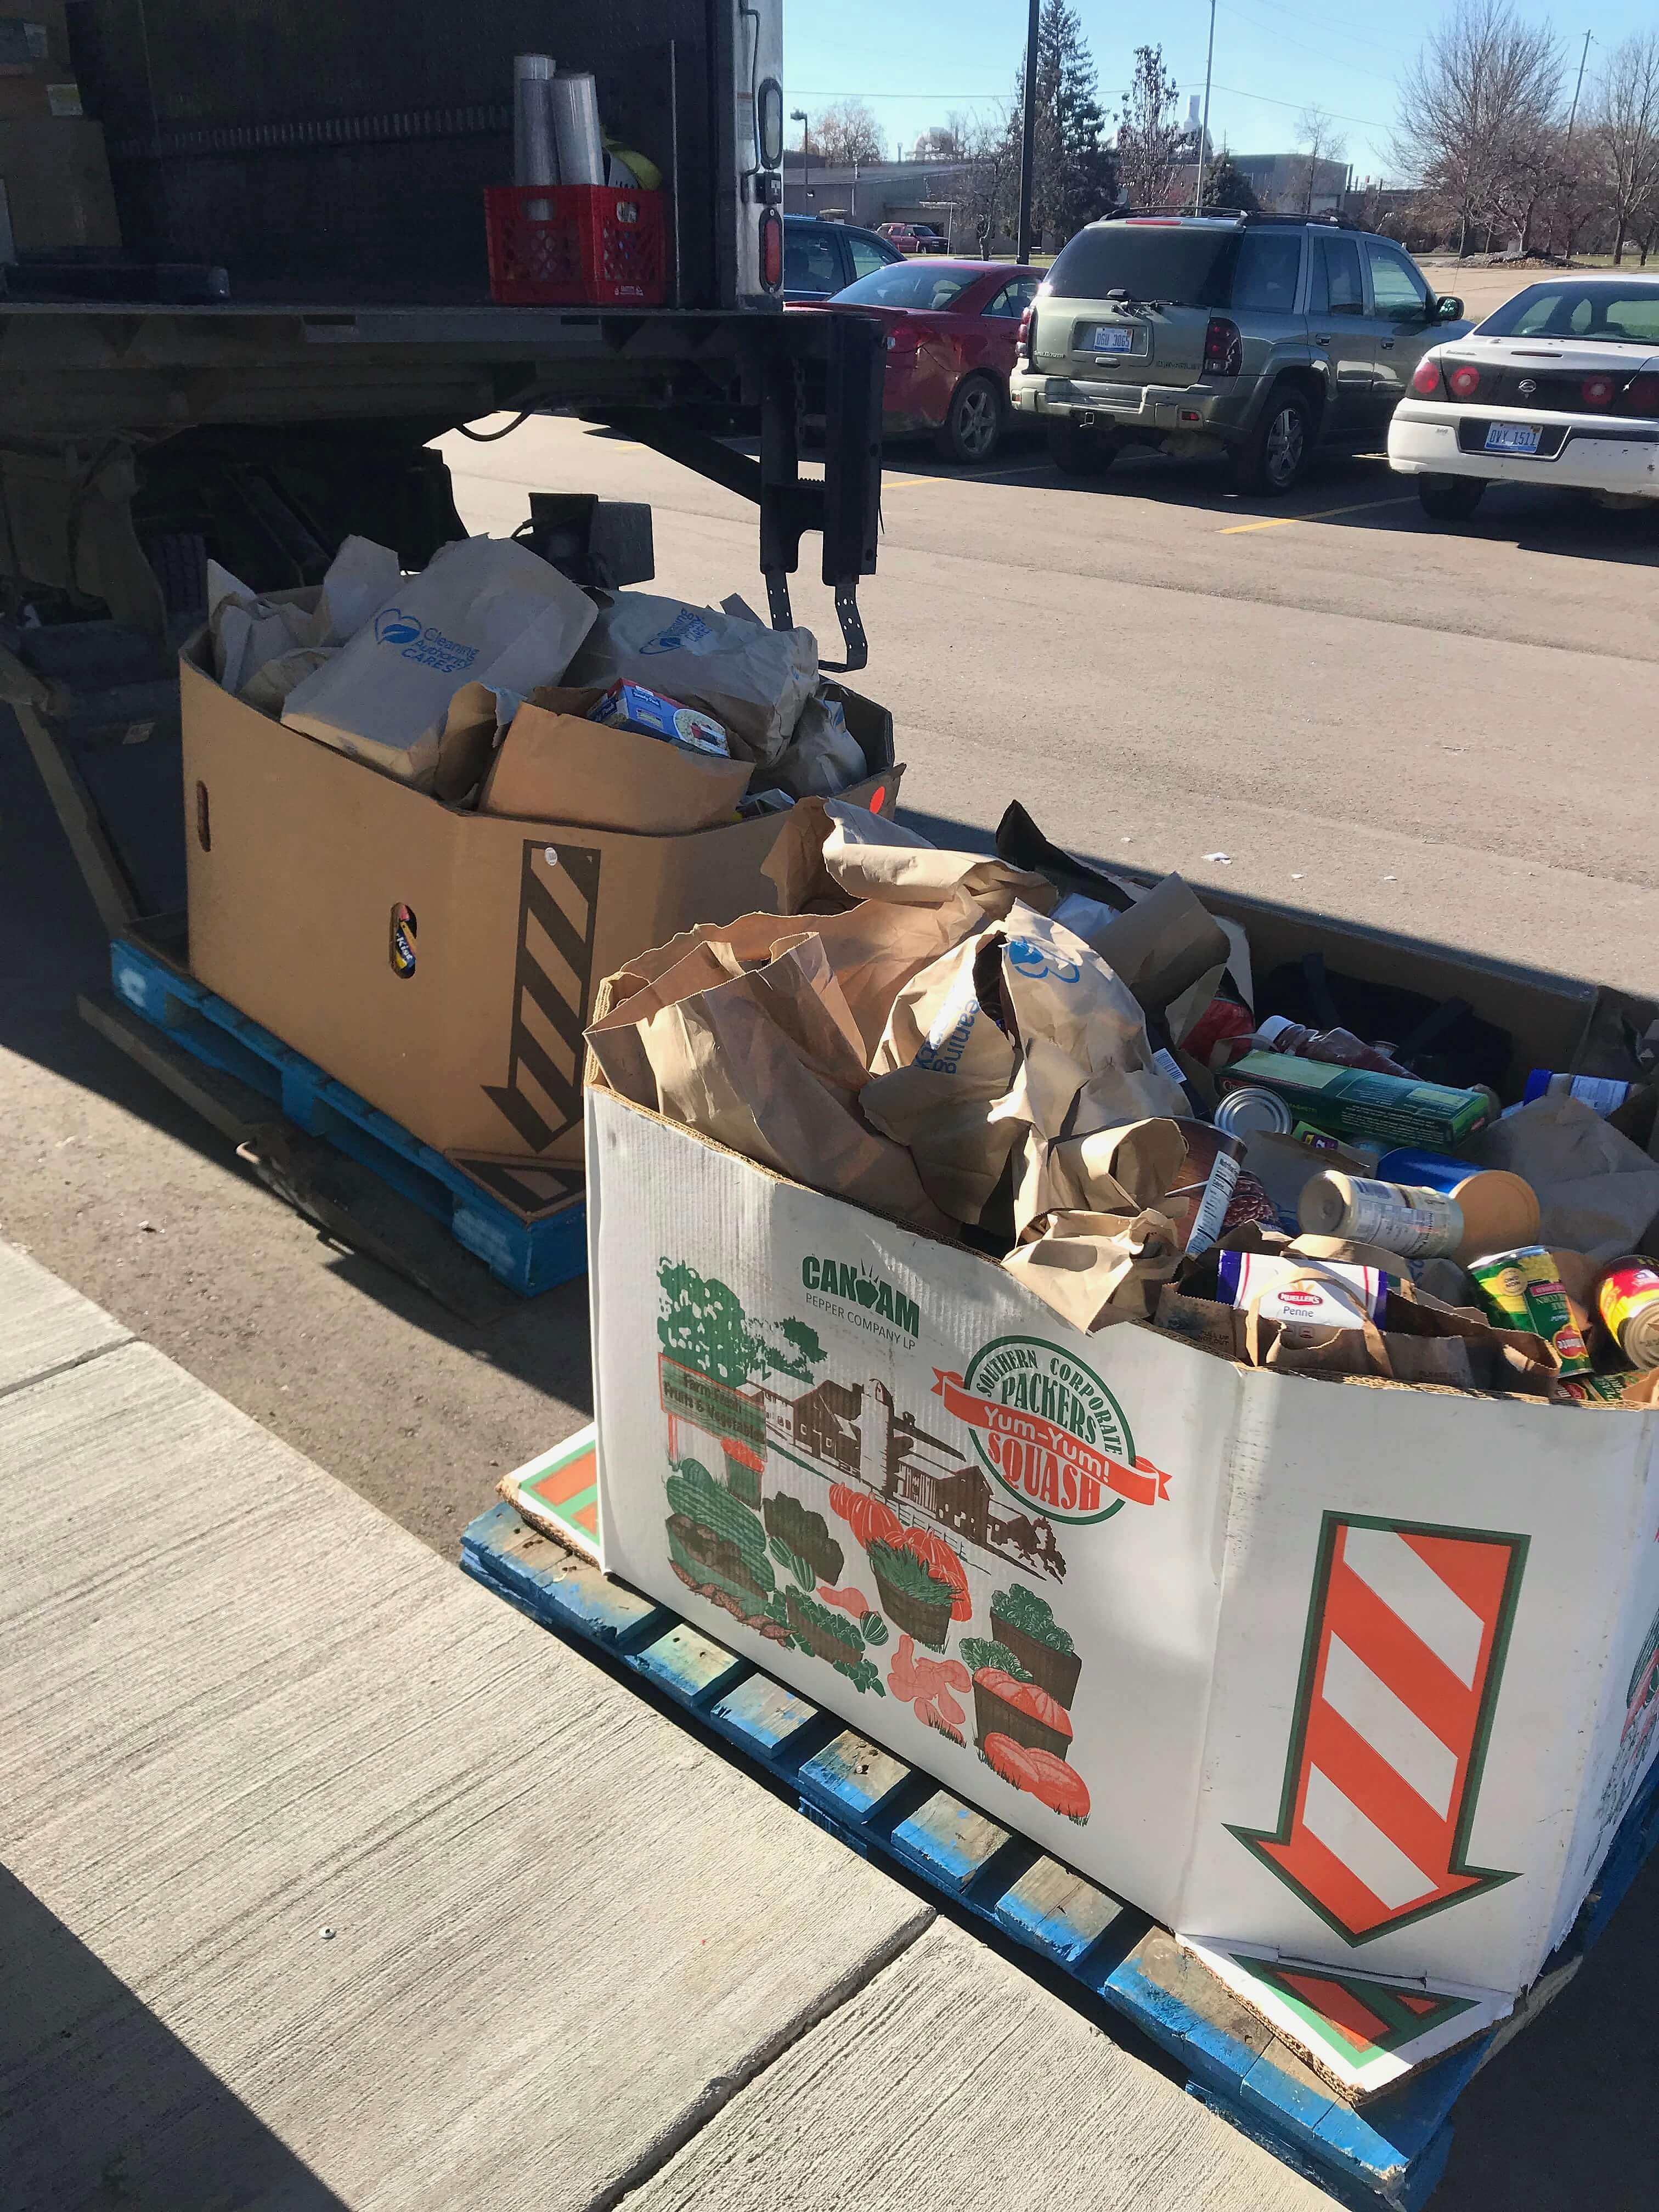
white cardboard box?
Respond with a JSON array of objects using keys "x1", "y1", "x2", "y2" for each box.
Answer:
[{"x1": 590, "y1": 1085, "x2": 1659, "y2": 2002}]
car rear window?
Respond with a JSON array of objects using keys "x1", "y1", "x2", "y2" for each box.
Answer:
[
  {"x1": 836, "y1": 264, "x2": 977, "y2": 309},
  {"x1": 1480, "y1": 283, "x2": 1659, "y2": 342},
  {"x1": 1045, "y1": 223, "x2": 1240, "y2": 307}
]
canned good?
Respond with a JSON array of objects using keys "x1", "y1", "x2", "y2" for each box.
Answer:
[
  {"x1": 1469, "y1": 1247, "x2": 1593, "y2": 1375},
  {"x1": 1523, "y1": 1070, "x2": 1633, "y2": 1116},
  {"x1": 1558, "y1": 1372, "x2": 1641, "y2": 1405},
  {"x1": 1221, "y1": 1051, "x2": 1491, "y2": 1149},
  {"x1": 1596, "y1": 1260, "x2": 1659, "y2": 1370},
  {"x1": 1214, "y1": 1086, "x2": 1294, "y2": 1138},
  {"x1": 1161, "y1": 1120, "x2": 1244, "y2": 1257},
  {"x1": 1299, "y1": 1173, "x2": 1464, "y2": 1257}
]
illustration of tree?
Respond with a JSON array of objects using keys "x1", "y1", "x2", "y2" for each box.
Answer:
[
  {"x1": 759, "y1": 1316, "x2": 827, "y2": 1383},
  {"x1": 657, "y1": 1261, "x2": 827, "y2": 1390}
]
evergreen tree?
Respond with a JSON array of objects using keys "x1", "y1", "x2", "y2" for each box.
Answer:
[
  {"x1": 1012, "y1": 0, "x2": 1114, "y2": 247},
  {"x1": 1203, "y1": 151, "x2": 1260, "y2": 213}
]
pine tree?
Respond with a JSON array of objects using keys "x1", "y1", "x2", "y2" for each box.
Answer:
[
  {"x1": 1203, "y1": 151, "x2": 1260, "y2": 213},
  {"x1": 1012, "y1": 0, "x2": 1114, "y2": 248}
]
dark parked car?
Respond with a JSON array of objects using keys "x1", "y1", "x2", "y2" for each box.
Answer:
[{"x1": 782, "y1": 215, "x2": 903, "y2": 304}]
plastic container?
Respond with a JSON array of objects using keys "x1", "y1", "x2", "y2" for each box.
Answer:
[{"x1": 484, "y1": 184, "x2": 667, "y2": 306}]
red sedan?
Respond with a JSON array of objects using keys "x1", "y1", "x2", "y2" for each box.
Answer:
[{"x1": 810, "y1": 259, "x2": 1041, "y2": 465}]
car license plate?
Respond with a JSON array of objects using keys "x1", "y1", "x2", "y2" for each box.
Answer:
[
  {"x1": 1084, "y1": 324, "x2": 1135, "y2": 353},
  {"x1": 1486, "y1": 422, "x2": 1541, "y2": 454}
]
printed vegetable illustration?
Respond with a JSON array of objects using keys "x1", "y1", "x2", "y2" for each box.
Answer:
[
  {"x1": 860, "y1": 1611, "x2": 889, "y2": 1647},
  {"x1": 971, "y1": 1666, "x2": 1074, "y2": 1762},
  {"x1": 901, "y1": 1527, "x2": 972, "y2": 1621},
  {"x1": 763, "y1": 1492, "x2": 844, "y2": 1594},
  {"x1": 664, "y1": 1459, "x2": 774, "y2": 1616},
  {"x1": 829, "y1": 1484, "x2": 904, "y2": 1551},
  {"x1": 819, "y1": 1584, "x2": 870, "y2": 1620},
  {"x1": 785, "y1": 1587, "x2": 867, "y2": 1669},
  {"x1": 959, "y1": 1637, "x2": 1032, "y2": 1682},
  {"x1": 990, "y1": 1582, "x2": 1082, "y2": 1708},
  {"x1": 867, "y1": 1538, "x2": 960, "y2": 1649},
  {"x1": 982, "y1": 1733, "x2": 1091, "y2": 1824},
  {"x1": 888, "y1": 1634, "x2": 970, "y2": 1743},
  {"x1": 721, "y1": 1433, "x2": 765, "y2": 1505}
]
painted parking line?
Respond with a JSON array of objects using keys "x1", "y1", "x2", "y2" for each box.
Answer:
[
  {"x1": 1218, "y1": 495, "x2": 1419, "y2": 534},
  {"x1": 881, "y1": 461, "x2": 1059, "y2": 489}
]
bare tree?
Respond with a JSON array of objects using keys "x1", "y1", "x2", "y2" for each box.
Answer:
[
  {"x1": 958, "y1": 103, "x2": 1020, "y2": 256},
  {"x1": 1593, "y1": 36, "x2": 1659, "y2": 264},
  {"x1": 913, "y1": 121, "x2": 967, "y2": 161},
  {"x1": 1286, "y1": 107, "x2": 1347, "y2": 215},
  {"x1": 1114, "y1": 46, "x2": 1182, "y2": 213},
  {"x1": 1393, "y1": 0, "x2": 1561, "y2": 256},
  {"x1": 810, "y1": 99, "x2": 885, "y2": 168}
]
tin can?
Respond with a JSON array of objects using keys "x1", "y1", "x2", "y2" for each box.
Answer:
[
  {"x1": 1162, "y1": 1120, "x2": 1244, "y2": 1257},
  {"x1": 1558, "y1": 1372, "x2": 1641, "y2": 1404},
  {"x1": 1214, "y1": 1086, "x2": 1293, "y2": 1137},
  {"x1": 1523, "y1": 1069, "x2": 1633, "y2": 1116},
  {"x1": 1469, "y1": 1247, "x2": 1593, "y2": 1375},
  {"x1": 1299, "y1": 1172, "x2": 1464, "y2": 1258},
  {"x1": 1596, "y1": 1260, "x2": 1659, "y2": 1370}
]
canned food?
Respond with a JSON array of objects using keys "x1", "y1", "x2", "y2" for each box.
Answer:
[
  {"x1": 1161, "y1": 1120, "x2": 1244, "y2": 1257},
  {"x1": 1558, "y1": 1372, "x2": 1641, "y2": 1404},
  {"x1": 1469, "y1": 1247, "x2": 1593, "y2": 1375},
  {"x1": 1214, "y1": 1086, "x2": 1294, "y2": 1137},
  {"x1": 1596, "y1": 1260, "x2": 1659, "y2": 1371},
  {"x1": 1299, "y1": 1173, "x2": 1464, "y2": 1257}
]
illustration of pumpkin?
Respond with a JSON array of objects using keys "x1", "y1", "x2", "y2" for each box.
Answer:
[
  {"x1": 971, "y1": 1667, "x2": 1074, "y2": 1761},
  {"x1": 828, "y1": 1484, "x2": 903, "y2": 1551},
  {"x1": 981, "y1": 1732, "x2": 1091, "y2": 1823},
  {"x1": 899, "y1": 1526, "x2": 972, "y2": 1621}
]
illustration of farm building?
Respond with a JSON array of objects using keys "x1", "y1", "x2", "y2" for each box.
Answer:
[{"x1": 768, "y1": 1374, "x2": 1066, "y2": 1581}]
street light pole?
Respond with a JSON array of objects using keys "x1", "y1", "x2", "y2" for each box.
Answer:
[
  {"x1": 1565, "y1": 28, "x2": 1593, "y2": 137},
  {"x1": 1016, "y1": 0, "x2": 1039, "y2": 263},
  {"x1": 1193, "y1": 0, "x2": 1216, "y2": 212},
  {"x1": 791, "y1": 107, "x2": 810, "y2": 208}
]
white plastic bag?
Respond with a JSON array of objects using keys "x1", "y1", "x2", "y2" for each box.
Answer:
[
  {"x1": 567, "y1": 590, "x2": 816, "y2": 765},
  {"x1": 281, "y1": 536, "x2": 596, "y2": 788}
]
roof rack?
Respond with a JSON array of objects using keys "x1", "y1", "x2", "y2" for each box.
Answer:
[{"x1": 1098, "y1": 207, "x2": 1368, "y2": 232}]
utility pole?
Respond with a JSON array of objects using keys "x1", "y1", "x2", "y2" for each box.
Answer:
[
  {"x1": 1016, "y1": 0, "x2": 1039, "y2": 263},
  {"x1": 791, "y1": 108, "x2": 810, "y2": 206},
  {"x1": 1566, "y1": 27, "x2": 1593, "y2": 137},
  {"x1": 1193, "y1": 0, "x2": 1217, "y2": 212}
]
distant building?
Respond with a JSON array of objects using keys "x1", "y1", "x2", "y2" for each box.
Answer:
[
  {"x1": 1154, "y1": 153, "x2": 1351, "y2": 217},
  {"x1": 782, "y1": 151, "x2": 974, "y2": 241}
]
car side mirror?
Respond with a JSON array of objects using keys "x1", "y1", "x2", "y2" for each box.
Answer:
[{"x1": 1436, "y1": 295, "x2": 1463, "y2": 321}]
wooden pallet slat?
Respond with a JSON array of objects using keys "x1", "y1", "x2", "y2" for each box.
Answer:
[{"x1": 460, "y1": 1497, "x2": 1659, "y2": 2212}]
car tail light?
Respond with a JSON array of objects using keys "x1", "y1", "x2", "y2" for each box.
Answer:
[
  {"x1": 1625, "y1": 374, "x2": 1659, "y2": 415},
  {"x1": 1447, "y1": 362, "x2": 1481, "y2": 401},
  {"x1": 760, "y1": 209, "x2": 782, "y2": 292},
  {"x1": 1202, "y1": 317, "x2": 1242, "y2": 378},
  {"x1": 1411, "y1": 357, "x2": 1443, "y2": 397},
  {"x1": 1018, "y1": 303, "x2": 1035, "y2": 362},
  {"x1": 1582, "y1": 374, "x2": 1615, "y2": 408}
]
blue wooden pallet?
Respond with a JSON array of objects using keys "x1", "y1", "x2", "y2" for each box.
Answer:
[
  {"x1": 462, "y1": 1497, "x2": 1659, "y2": 2211},
  {"x1": 110, "y1": 939, "x2": 586, "y2": 1296}
]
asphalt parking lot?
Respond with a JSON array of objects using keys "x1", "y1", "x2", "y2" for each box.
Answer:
[{"x1": 5, "y1": 370, "x2": 1659, "y2": 2212}]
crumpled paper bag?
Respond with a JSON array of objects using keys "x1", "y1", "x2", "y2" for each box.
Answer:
[
  {"x1": 764, "y1": 798, "x2": 1054, "y2": 920},
  {"x1": 1005, "y1": 1207, "x2": 1182, "y2": 1331},
  {"x1": 208, "y1": 535, "x2": 399, "y2": 701},
  {"x1": 1023, "y1": 1115, "x2": 1187, "y2": 1229},
  {"x1": 281, "y1": 535, "x2": 596, "y2": 789},
  {"x1": 585, "y1": 930, "x2": 950, "y2": 1238},
  {"x1": 1469, "y1": 1096, "x2": 1659, "y2": 1263},
  {"x1": 860, "y1": 933, "x2": 1018, "y2": 1223},
  {"x1": 566, "y1": 589, "x2": 816, "y2": 765},
  {"x1": 768, "y1": 683, "x2": 869, "y2": 798}
]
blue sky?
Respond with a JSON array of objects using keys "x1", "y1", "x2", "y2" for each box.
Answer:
[{"x1": 785, "y1": 0, "x2": 1630, "y2": 187}]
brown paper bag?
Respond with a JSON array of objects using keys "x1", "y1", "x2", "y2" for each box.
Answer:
[
  {"x1": 860, "y1": 933, "x2": 1019, "y2": 1223},
  {"x1": 1053, "y1": 872, "x2": 1230, "y2": 1022},
  {"x1": 1016, "y1": 1115, "x2": 1188, "y2": 1241},
  {"x1": 1005, "y1": 1207, "x2": 1182, "y2": 1331},
  {"x1": 589, "y1": 932, "x2": 951, "y2": 1238},
  {"x1": 765, "y1": 797, "x2": 1053, "y2": 919},
  {"x1": 1469, "y1": 1097, "x2": 1659, "y2": 1264}
]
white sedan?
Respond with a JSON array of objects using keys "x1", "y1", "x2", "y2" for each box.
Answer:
[{"x1": 1388, "y1": 275, "x2": 1659, "y2": 521}]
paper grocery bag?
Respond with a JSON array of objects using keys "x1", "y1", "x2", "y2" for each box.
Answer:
[
  {"x1": 1469, "y1": 1096, "x2": 1659, "y2": 1263},
  {"x1": 567, "y1": 590, "x2": 816, "y2": 765},
  {"x1": 1019, "y1": 1115, "x2": 1188, "y2": 1234},
  {"x1": 860, "y1": 933, "x2": 1018, "y2": 1223},
  {"x1": 1004, "y1": 1207, "x2": 1182, "y2": 1331},
  {"x1": 590, "y1": 933, "x2": 952, "y2": 1239},
  {"x1": 765, "y1": 798, "x2": 1053, "y2": 920},
  {"x1": 282, "y1": 536, "x2": 597, "y2": 789}
]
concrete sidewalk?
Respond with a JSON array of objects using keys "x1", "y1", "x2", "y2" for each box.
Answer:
[{"x1": 0, "y1": 1237, "x2": 1325, "y2": 2210}]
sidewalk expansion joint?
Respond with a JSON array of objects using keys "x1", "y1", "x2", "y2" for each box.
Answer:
[{"x1": 0, "y1": 1333, "x2": 136, "y2": 1408}]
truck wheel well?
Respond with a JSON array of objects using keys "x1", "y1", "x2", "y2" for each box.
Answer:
[{"x1": 1264, "y1": 369, "x2": 1327, "y2": 429}]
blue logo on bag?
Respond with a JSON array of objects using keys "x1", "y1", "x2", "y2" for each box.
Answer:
[
  {"x1": 374, "y1": 607, "x2": 422, "y2": 646},
  {"x1": 1007, "y1": 937, "x2": 1080, "y2": 984},
  {"x1": 372, "y1": 608, "x2": 478, "y2": 675},
  {"x1": 639, "y1": 608, "x2": 715, "y2": 656}
]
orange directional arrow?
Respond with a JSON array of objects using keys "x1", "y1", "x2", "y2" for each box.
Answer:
[{"x1": 1231, "y1": 1514, "x2": 1529, "y2": 1946}]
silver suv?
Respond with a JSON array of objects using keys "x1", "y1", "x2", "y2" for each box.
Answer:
[{"x1": 1009, "y1": 213, "x2": 1466, "y2": 493}]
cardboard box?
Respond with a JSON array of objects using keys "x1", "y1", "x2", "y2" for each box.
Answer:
[
  {"x1": 478, "y1": 685, "x2": 751, "y2": 833},
  {"x1": 0, "y1": 116, "x2": 117, "y2": 249},
  {"x1": 180, "y1": 634, "x2": 900, "y2": 1168},
  {"x1": 589, "y1": 1047, "x2": 1659, "y2": 2002}
]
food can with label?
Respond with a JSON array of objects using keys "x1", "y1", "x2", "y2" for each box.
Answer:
[
  {"x1": 1596, "y1": 1260, "x2": 1659, "y2": 1370},
  {"x1": 1557, "y1": 1371, "x2": 1641, "y2": 1404},
  {"x1": 1214, "y1": 1086, "x2": 1294, "y2": 1138},
  {"x1": 1220, "y1": 1051, "x2": 1491, "y2": 1149},
  {"x1": 1469, "y1": 1247, "x2": 1593, "y2": 1375},
  {"x1": 1298, "y1": 1172, "x2": 1464, "y2": 1257},
  {"x1": 1162, "y1": 1120, "x2": 1244, "y2": 1257},
  {"x1": 1523, "y1": 1070, "x2": 1633, "y2": 1115}
]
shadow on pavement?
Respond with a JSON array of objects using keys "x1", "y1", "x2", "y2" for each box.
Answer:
[
  {"x1": 0, "y1": 1864, "x2": 348, "y2": 2210},
  {"x1": 0, "y1": 704, "x2": 594, "y2": 1414}
]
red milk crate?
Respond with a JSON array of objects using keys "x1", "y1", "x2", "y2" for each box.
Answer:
[{"x1": 484, "y1": 184, "x2": 667, "y2": 307}]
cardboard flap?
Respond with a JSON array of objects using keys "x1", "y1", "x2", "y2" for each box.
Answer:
[{"x1": 478, "y1": 688, "x2": 752, "y2": 832}]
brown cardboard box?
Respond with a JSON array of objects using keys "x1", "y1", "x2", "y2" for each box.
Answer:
[
  {"x1": 478, "y1": 685, "x2": 752, "y2": 832},
  {"x1": 180, "y1": 632, "x2": 902, "y2": 1169},
  {"x1": 0, "y1": 116, "x2": 118, "y2": 249}
]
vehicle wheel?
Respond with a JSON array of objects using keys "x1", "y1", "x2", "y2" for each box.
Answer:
[
  {"x1": 1417, "y1": 475, "x2": 1486, "y2": 522},
  {"x1": 1046, "y1": 418, "x2": 1118, "y2": 477},
  {"x1": 935, "y1": 374, "x2": 1003, "y2": 465},
  {"x1": 1229, "y1": 386, "x2": 1314, "y2": 495}
]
